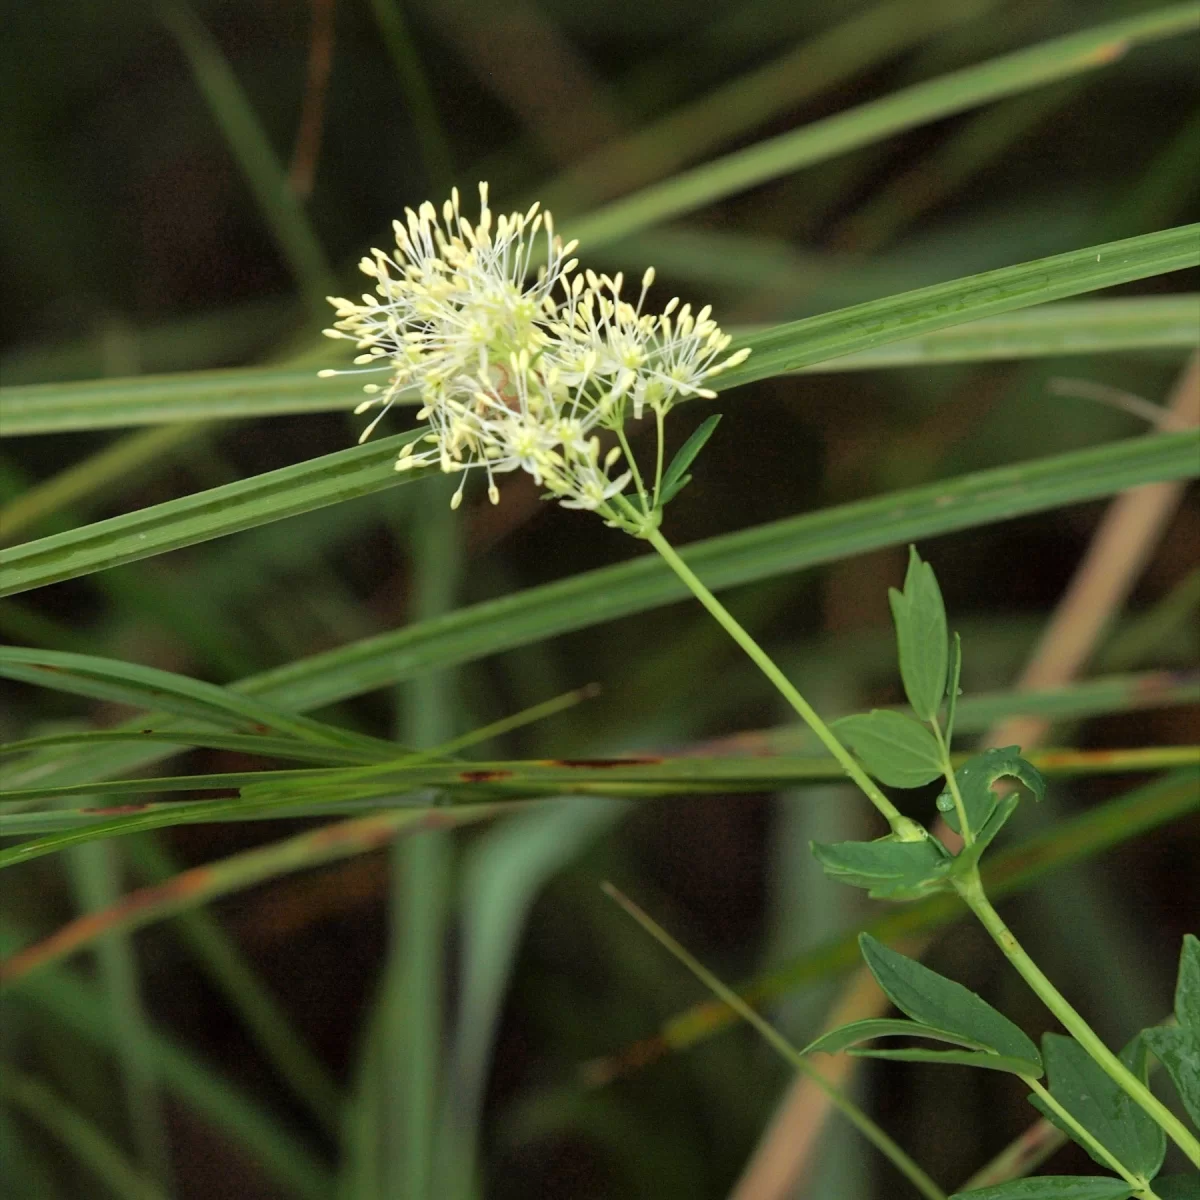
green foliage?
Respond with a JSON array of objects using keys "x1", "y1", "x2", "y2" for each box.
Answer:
[
  {"x1": 1154, "y1": 1177, "x2": 1200, "y2": 1199},
  {"x1": 938, "y1": 747, "x2": 1047, "y2": 839},
  {"x1": 833, "y1": 709, "x2": 944, "y2": 787},
  {"x1": 951, "y1": 1178, "x2": 1135, "y2": 1199},
  {"x1": 1142, "y1": 934, "x2": 1200, "y2": 1128},
  {"x1": 858, "y1": 933, "x2": 1042, "y2": 1071},
  {"x1": 3, "y1": 1, "x2": 1199, "y2": 1194},
  {"x1": 888, "y1": 546, "x2": 950, "y2": 721},
  {"x1": 1028, "y1": 1033, "x2": 1166, "y2": 1179},
  {"x1": 809, "y1": 835, "x2": 951, "y2": 899},
  {"x1": 660, "y1": 414, "x2": 721, "y2": 507},
  {"x1": 803, "y1": 1016, "x2": 990, "y2": 1055}
]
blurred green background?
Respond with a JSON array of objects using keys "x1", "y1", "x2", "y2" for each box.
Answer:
[{"x1": 1, "y1": 1, "x2": 1197, "y2": 1197}]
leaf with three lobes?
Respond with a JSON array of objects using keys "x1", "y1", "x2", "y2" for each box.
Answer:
[
  {"x1": 888, "y1": 546, "x2": 949, "y2": 721},
  {"x1": 1142, "y1": 933, "x2": 1200, "y2": 1128},
  {"x1": 859, "y1": 932, "x2": 1041, "y2": 1069},
  {"x1": 810, "y1": 835, "x2": 950, "y2": 899},
  {"x1": 951, "y1": 793, "x2": 1021, "y2": 876},
  {"x1": 833, "y1": 709, "x2": 944, "y2": 788},
  {"x1": 938, "y1": 746, "x2": 1046, "y2": 840},
  {"x1": 1027, "y1": 1032, "x2": 1165, "y2": 1179}
]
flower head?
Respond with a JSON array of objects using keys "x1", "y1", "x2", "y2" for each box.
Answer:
[{"x1": 321, "y1": 182, "x2": 748, "y2": 531}]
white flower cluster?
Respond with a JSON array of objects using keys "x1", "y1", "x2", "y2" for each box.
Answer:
[{"x1": 321, "y1": 182, "x2": 748, "y2": 525}]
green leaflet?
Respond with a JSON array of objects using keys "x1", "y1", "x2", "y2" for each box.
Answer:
[
  {"x1": 660, "y1": 414, "x2": 721, "y2": 503},
  {"x1": 834, "y1": 709, "x2": 944, "y2": 788},
  {"x1": 938, "y1": 747, "x2": 1047, "y2": 840},
  {"x1": 810, "y1": 835, "x2": 951, "y2": 900},
  {"x1": 951, "y1": 1178, "x2": 1134, "y2": 1199},
  {"x1": 888, "y1": 546, "x2": 949, "y2": 721},
  {"x1": 859, "y1": 932, "x2": 1042, "y2": 1070},
  {"x1": 1142, "y1": 934, "x2": 1200, "y2": 1129},
  {"x1": 1028, "y1": 1033, "x2": 1167, "y2": 1180},
  {"x1": 849, "y1": 1047, "x2": 1043, "y2": 1076},
  {"x1": 803, "y1": 1017, "x2": 989, "y2": 1056}
]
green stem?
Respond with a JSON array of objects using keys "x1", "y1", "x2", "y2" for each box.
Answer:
[
  {"x1": 615, "y1": 422, "x2": 651, "y2": 517},
  {"x1": 604, "y1": 883, "x2": 947, "y2": 1200},
  {"x1": 644, "y1": 526, "x2": 917, "y2": 836},
  {"x1": 960, "y1": 872, "x2": 1200, "y2": 1170},
  {"x1": 653, "y1": 407, "x2": 666, "y2": 505},
  {"x1": 1023, "y1": 1077, "x2": 1155, "y2": 1197},
  {"x1": 932, "y1": 720, "x2": 973, "y2": 846}
]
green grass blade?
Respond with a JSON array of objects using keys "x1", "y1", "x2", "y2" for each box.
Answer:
[
  {"x1": 440, "y1": 799, "x2": 627, "y2": 1196},
  {"x1": 589, "y1": 770, "x2": 1200, "y2": 1072},
  {"x1": 125, "y1": 836, "x2": 344, "y2": 1138},
  {"x1": 0, "y1": 1065, "x2": 168, "y2": 1200},
  {"x1": 66, "y1": 841, "x2": 171, "y2": 1192},
  {"x1": 0, "y1": 431, "x2": 423, "y2": 598},
  {"x1": 3, "y1": 746, "x2": 1192, "y2": 845},
  {"x1": 2, "y1": 926, "x2": 334, "y2": 1200},
  {"x1": 383, "y1": 491, "x2": 460, "y2": 1200},
  {"x1": 241, "y1": 428, "x2": 1200, "y2": 714},
  {"x1": 721, "y1": 225, "x2": 1200, "y2": 386},
  {"x1": 0, "y1": 647, "x2": 383, "y2": 750},
  {"x1": 2, "y1": 295, "x2": 1194, "y2": 436},
  {"x1": 6, "y1": 428, "x2": 1196, "y2": 799},
  {"x1": 156, "y1": 0, "x2": 334, "y2": 318},
  {"x1": 796, "y1": 295, "x2": 1200, "y2": 372},
  {"x1": 540, "y1": 0, "x2": 989, "y2": 214},
  {"x1": 0, "y1": 729, "x2": 392, "y2": 765},
  {"x1": 1, "y1": 807, "x2": 508, "y2": 988},
  {"x1": 3, "y1": 225, "x2": 1195, "y2": 599},
  {"x1": 367, "y1": 0, "x2": 453, "y2": 189},
  {"x1": 568, "y1": 3, "x2": 1200, "y2": 248},
  {"x1": 0, "y1": 369, "x2": 366, "y2": 436}
]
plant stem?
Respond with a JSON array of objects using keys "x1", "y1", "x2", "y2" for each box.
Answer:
[
  {"x1": 644, "y1": 526, "x2": 915, "y2": 835},
  {"x1": 1023, "y1": 1077, "x2": 1155, "y2": 1196},
  {"x1": 932, "y1": 720, "x2": 973, "y2": 846},
  {"x1": 960, "y1": 871, "x2": 1200, "y2": 1169},
  {"x1": 653, "y1": 407, "x2": 666, "y2": 504},
  {"x1": 615, "y1": 422, "x2": 651, "y2": 515},
  {"x1": 603, "y1": 882, "x2": 947, "y2": 1200}
]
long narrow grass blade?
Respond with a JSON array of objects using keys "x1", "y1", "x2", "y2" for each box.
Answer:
[
  {"x1": 0, "y1": 1065, "x2": 169, "y2": 1200},
  {"x1": 67, "y1": 841, "x2": 171, "y2": 1191},
  {"x1": 125, "y1": 836, "x2": 344, "y2": 1137},
  {"x1": 0, "y1": 431, "x2": 423, "y2": 598},
  {"x1": 1, "y1": 226, "x2": 1195, "y2": 599},
  {"x1": 3, "y1": 746, "x2": 1193, "y2": 847},
  {"x1": 6, "y1": 429, "x2": 1197, "y2": 797},
  {"x1": 568, "y1": 4, "x2": 1200, "y2": 247},
  {"x1": 2, "y1": 925, "x2": 334, "y2": 1200},
  {"x1": 718, "y1": 225, "x2": 1200, "y2": 388},
  {"x1": 540, "y1": 0, "x2": 992, "y2": 213},
  {"x1": 0, "y1": 647, "x2": 386, "y2": 751},
  {"x1": 441, "y1": 800, "x2": 623, "y2": 1195},
  {"x1": 156, "y1": 0, "x2": 335, "y2": 317},
  {"x1": 2, "y1": 294, "x2": 1195, "y2": 436},
  {"x1": 383, "y1": 490, "x2": 460, "y2": 1200},
  {"x1": 1, "y1": 805, "x2": 510, "y2": 987},
  {"x1": 600, "y1": 883, "x2": 948, "y2": 1200},
  {"x1": 585, "y1": 770, "x2": 1199, "y2": 1078}
]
